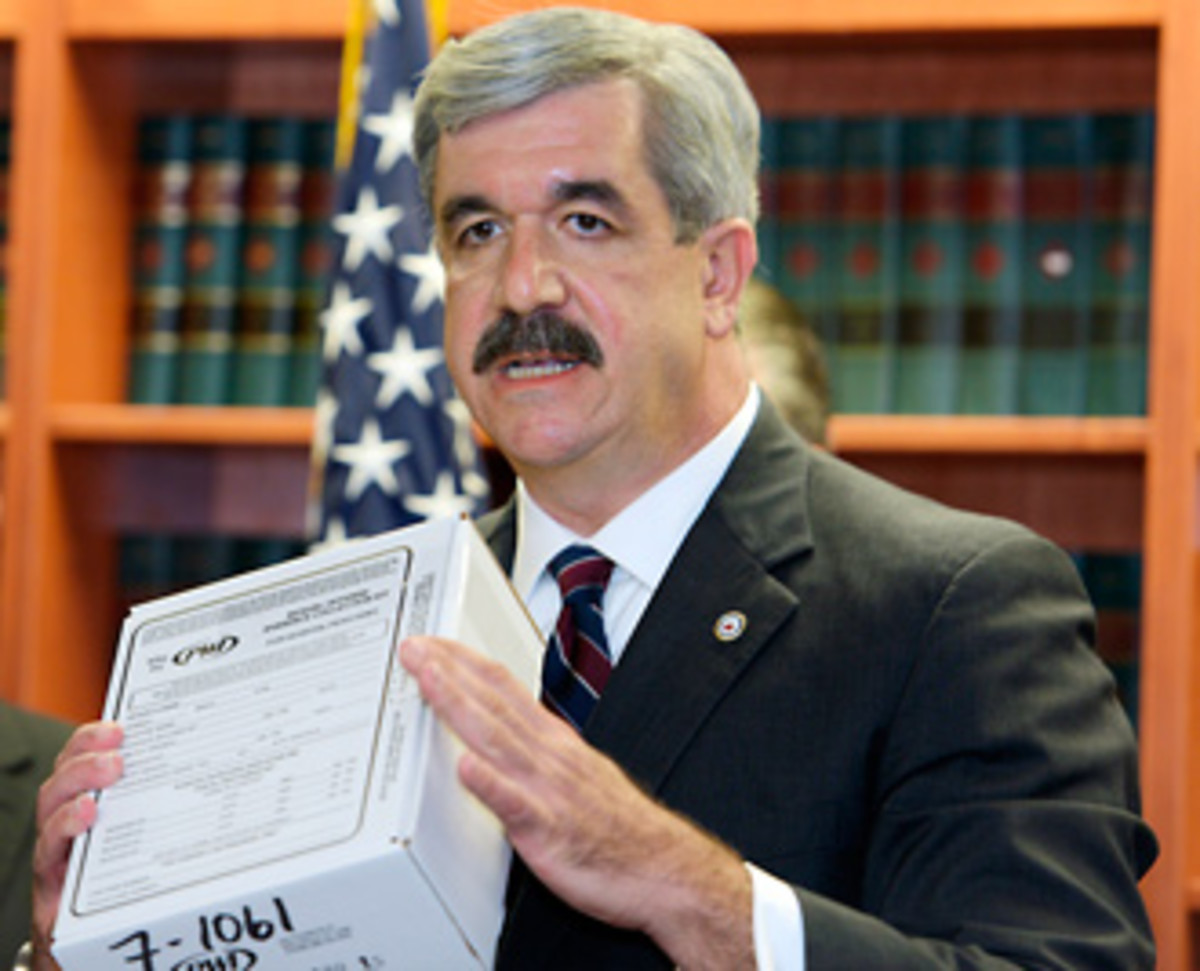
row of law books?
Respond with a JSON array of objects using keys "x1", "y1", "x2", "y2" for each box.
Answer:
[
  {"x1": 758, "y1": 111, "x2": 1154, "y2": 416},
  {"x1": 1071, "y1": 550, "x2": 1141, "y2": 730},
  {"x1": 127, "y1": 114, "x2": 337, "y2": 408},
  {"x1": 118, "y1": 532, "x2": 309, "y2": 610}
]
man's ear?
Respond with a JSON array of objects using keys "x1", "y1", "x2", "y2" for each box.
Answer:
[{"x1": 699, "y1": 218, "x2": 758, "y2": 338}]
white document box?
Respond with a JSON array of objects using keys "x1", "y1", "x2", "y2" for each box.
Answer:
[{"x1": 53, "y1": 516, "x2": 540, "y2": 970}]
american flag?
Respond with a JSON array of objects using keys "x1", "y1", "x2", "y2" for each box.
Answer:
[{"x1": 311, "y1": 0, "x2": 490, "y2": 544}]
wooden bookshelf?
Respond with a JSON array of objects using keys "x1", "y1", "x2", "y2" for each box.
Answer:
[
  {"x1": 829, "y1": 414, "x2": 1149, "y2": 453},
  {"x1": 52, "y1": 403, "x2": 315, "y2": 444},
  {"x1": 1, "y1": 0, "x2": 1198, "y2": 967},
  {"x1": 831, "y1": 418, "x2": 1146, "y2": 551},
  {"x1": 64, "y1": 0, "x2": 347, "y2": 40},
  {"x1": 448, "y1": 0, "x2": 1163, "y2": 34}
]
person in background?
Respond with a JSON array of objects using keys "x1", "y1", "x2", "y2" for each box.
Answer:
[
  {"x1": 739, "y1": 275, "x2": 830, "y2": 445},
  {"x1": 0, "y1": 702, "x2": 71, "y2": 968},
  {"x1": 30, "y1": 8, "x2": 1156, "y2": 970}
]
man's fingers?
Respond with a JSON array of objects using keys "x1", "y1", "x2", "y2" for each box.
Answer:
[
  {"x1": 37, "y1": 746, "x2": 123, "y2": 827},
  {"x1": 33, "y1": 792, "x2": 98, "y2": 879},
  {"x1": 33, "y1": 721, "x2": 125, "y2": 934},
  {"x1": 401, "y1": 636, "x2": 554, "y2": 763},
  {"x1": 51, "y1": 720, "x2": 123, "y2": 770}
]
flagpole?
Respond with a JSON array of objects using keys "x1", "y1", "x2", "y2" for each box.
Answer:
[
  {"x1": 428, "y1": 0, "x2": 450, "y2": 49},
  {"x1": 336, "y1": 0, "x2": 372, "y2": 170}
]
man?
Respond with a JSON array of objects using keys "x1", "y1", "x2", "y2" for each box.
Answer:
[
  {"x1": 0, "y1": 702, "x2": 71, "y2": 968},
  {"x1": 32, "y1": 7, "x2": 1155, "y2": 970}
]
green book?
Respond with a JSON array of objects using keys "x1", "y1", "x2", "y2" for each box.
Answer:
[
  {"x1": 833, "y1": 116, "x2": 902, "y2": 413},
  {"x1": 756, "y1": 115, "x2": 782, "y2": 279},
  {"x1": 117, "y1": 533, "x2": 176, "y2": 608},
  {"x1": 288, "y1": 118, "x2": 337, "y2": 407},
  {"x1": 234, "y1": 535, "x2": 305, "y2": 573},
  {"x1": 231, "y1": 117, "x2": 305, "y2": 406},
  {"x1": 171, "y1": 532, "x2": 239, "y2": 589},
  {"x1": 895, "y1": 115, "x2": 967, "y2": 414},
  {"x1": 128, "y1": 117, "x2": 193, "y2": 404},
  {"x1": 1077, "y1": 551, "x2": 1142, "y2": 730},
  {"x1": 177, "y1": 114, "x2": 250, "y2": 405},
  {"x1": 1086, "y1": 112, "x2": 1154, "y2": 416},
  {"x1": 775, "y1": 117, "x2": 839, "y2": 366},
  {"x1": 1018, "y1": 114, "x2": 1093, "y2": 415},
  {"x1": 959, "y1": 115, "x2": 1023, "y2": 414}
]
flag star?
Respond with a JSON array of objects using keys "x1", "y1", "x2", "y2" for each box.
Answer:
[
  {"x1": 461, "y1": 469, "x2": 491, "y2": 500},
  {"x1": 333, "y1": 185, "x2": 404, "y2": 272},
  {"x1": 310, "y1": 387, "x2": 340, "y2": 461},
  {"x1": 321, "y1": 282, "x2": 373, "y2": 361},
  {"x1": 373, "y1": 0, "x2": 402, "y2": 27},
  {"x1": 310, "y1": 514, "x2": 349, "y2": 552},
  {"x1": 444, "y1": 397, "x2": 479, "y2": 469},
  {"x1": 331, "y1": 418, "x2": 412, "y2": 501},
  {"x1": 404, "y1": 471, "x2": 480, "y2": 520},
  {"x1": 367, "y1": 328, "x2": 444, "y2": 408},
  {"x1": 399, "y1": 242, "x2": 445, "y2": 313},
  {"x1": 362, "y1": 91, "x2": 416, "y2": 174}
]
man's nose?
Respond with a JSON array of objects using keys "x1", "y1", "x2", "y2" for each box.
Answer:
[{"x1": 498, "y1": 221, "x2": 567, "y2": 314}]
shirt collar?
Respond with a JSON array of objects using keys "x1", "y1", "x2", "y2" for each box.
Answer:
[{"x1": 512, "y1": 385, "x2": 761, "y2": 597}]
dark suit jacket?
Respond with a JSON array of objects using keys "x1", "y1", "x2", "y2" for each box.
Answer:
[
  {"x1": 478, "y1": 399, "x2": 1157, "y2": 970},
  {"x1": 0, "y1": 702, "x2": 72, "y2": 966}
]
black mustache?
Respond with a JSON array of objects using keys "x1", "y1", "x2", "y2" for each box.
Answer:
[{"x1": 471, "y1": 310, "x2": 604, "y2": 374}]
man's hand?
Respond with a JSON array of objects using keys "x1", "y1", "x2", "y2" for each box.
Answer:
[
  {"x1": 30, "y1": 721, "x2": 125, "y2": 971},
  {"x1": 399, "y1": 636, "x2": 754, "y2": 970}
]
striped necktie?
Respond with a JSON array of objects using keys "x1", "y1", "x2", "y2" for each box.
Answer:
[{"x1": 541, "y1": 544, "x2": 615, "y2": 731}]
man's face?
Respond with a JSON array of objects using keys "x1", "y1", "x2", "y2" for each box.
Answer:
[{"x1": 433, "y1": 79, "x2": 735, "y2": 498}]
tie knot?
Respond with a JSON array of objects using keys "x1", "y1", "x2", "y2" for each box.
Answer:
[{"x1": 548, "y1": 544, "x2": 614, "y2": 603}]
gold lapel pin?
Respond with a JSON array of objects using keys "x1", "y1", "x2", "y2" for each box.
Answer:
[{"x1": 713, "y1": 610, "x2": 747, "y2": 642}]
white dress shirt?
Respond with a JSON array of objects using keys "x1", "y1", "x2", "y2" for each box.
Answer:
[{"x1": 509, "y1": 384, "x2": 805, "y2": 971}]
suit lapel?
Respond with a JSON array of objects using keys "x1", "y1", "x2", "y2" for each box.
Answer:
[
  {"x1": 584, "y1": 509, "x2": 798, "y2": 788},
  {"x1": 583, "y1": 402, "x2": 815, "y2": 788}
]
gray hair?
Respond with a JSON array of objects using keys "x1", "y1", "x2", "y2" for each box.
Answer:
[{"x1": 413, "y1": 6, "x2": 761, "y2": 243}]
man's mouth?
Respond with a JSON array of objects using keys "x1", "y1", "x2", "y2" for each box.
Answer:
[
  {"x1": 501, "y1": 358, "x2": 583, "y2": 380},
  {"x1": 472, "y1": 310, "x2": 603, "y2": 376}
]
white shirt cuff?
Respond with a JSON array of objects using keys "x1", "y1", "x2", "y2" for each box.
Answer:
[{"x1": 747, "y1": 862, "x2": 805, "y2": 971}]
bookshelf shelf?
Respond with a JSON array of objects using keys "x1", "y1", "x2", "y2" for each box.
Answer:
[
  {"x1": 449, "y1": 0, "x2": 1163, "y2": 35},
  {"x1": 829, "y1": 416, "x2": 1149, "y2": 454},
  {"x1": 52, "y1": 404, "x2": 315, "y2": 446},
  {"x1": 64, "y1": 0, "x2": 347, "y2": 40},
  {"x1": 0, "y1": 4, "x2": 17, "y2": 38}
]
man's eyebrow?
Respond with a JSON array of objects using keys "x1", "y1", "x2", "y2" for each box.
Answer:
[
  {"x1": 554, "y1": 179, "x2": 629, "y2": 215},
  {"x1": 438, "y1": 194, "x2": 492, "y2": 228}
]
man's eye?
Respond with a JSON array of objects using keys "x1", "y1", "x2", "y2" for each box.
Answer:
[
  {"x1": 459, "y1": 219, "x2": 499, "y2": 246},
  {"x1": 568, "y1": 212, "x2": 611, "y2": 235}
]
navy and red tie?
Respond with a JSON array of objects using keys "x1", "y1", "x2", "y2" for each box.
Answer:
[{"x1": 541, "y1": 544, "x2": 615, "y2": 731}]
